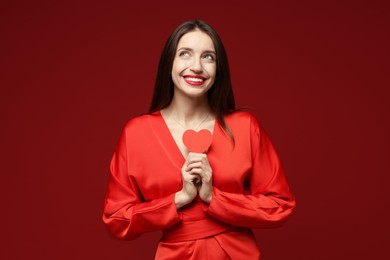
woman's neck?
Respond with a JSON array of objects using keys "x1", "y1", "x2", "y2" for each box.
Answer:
[{"x1": 164, "y1": 93, "x2": 212, "y2": 127}]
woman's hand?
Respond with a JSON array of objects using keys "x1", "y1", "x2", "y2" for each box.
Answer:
[
  {"x1": 175, "y1": 156, "x2": 199, "y2": 209},
  {"x1": 185, "y1": 152, "x2": 213, "y2": 204}
]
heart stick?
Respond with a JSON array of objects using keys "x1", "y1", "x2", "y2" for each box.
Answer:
[{"x1": 182, "y1": 129, "x2": 213, "y2": 153}]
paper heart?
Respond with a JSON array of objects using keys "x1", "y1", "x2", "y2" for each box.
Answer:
[{"x1": 182, "y1": 129, "x2": 213, "y2": 153}]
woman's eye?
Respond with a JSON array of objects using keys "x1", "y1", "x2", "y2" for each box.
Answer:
[
  {"x1": 179, "y1": 51, "x2": 190, "y2": 57},
  {"x1": 203, "y1": 54, "x2": 215, "y2": 61}
]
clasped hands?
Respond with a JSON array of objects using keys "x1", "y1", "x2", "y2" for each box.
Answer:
[{"x1": 175, "y1": 152, "x2": 213, "y2": 209}]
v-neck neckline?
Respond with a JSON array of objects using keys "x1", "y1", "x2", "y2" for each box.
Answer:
[{"x1": 157, "y1": 110, "x2": 218, "y2": 163}]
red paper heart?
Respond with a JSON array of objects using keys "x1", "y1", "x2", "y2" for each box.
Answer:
[{"x1": 182, "y1": 129, "x2": 213, "y2": 153}]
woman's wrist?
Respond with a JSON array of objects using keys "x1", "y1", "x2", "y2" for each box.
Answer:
[
  {"x1": 203, "y1": 194, "x2": 212, "y2": 204},
  {"x1": 175, "y1": 190, "x2": 190, "y2": 209}
]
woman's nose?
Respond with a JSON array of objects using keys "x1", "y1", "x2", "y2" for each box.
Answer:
[{"x1": 190, "y1": 57, "x2": 203, "y2": 73}]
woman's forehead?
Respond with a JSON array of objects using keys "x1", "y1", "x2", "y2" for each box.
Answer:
[{"x1": 177, "y1": 30, "x2": 215, "y2": 51}]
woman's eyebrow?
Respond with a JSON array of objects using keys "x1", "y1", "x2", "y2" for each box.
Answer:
[
  {"x1": 203, "y1": 50, "x2": 216, "y2": 54},
  {"x1": 177, "y1": 47, "x2": 216, "y2": 54},
  {"x1": 177, "y1": 47, "x2": 193, "y2": 52}
]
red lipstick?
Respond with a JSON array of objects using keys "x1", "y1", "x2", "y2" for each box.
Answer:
[{"x1": 183, "y1": 75, "x2": 206, "y2": 87}]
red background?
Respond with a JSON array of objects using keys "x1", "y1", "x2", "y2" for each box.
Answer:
[{"x1": 1, "y1": 1, "x2": 389, "y2": 259}]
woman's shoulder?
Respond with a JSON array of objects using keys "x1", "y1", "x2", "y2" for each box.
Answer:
[
  {"x1": 123, "y1": 111, "x2": 161, "y2": 131},
  {"x1": 226, "y1": 109, "x2": 260, "y2": 126}
]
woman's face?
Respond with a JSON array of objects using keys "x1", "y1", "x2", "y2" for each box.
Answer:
[{"x1": 171, "y1": 30, "x2": 216, "y2": 99}]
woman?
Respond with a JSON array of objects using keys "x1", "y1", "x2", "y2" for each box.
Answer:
[{"x1": 102, "y1": 20, "x2": 295, "y2": 259}]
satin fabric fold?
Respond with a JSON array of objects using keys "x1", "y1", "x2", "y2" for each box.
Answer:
[
  {"x1": 156, "y1": 229, "x2": 261, "y2": 260},
  {"x1": 102, "y1": 110, "x2": 295, "y2": 259},
  {"x1": 161, "y1": 198, "x2": 237, "y2": 242}
]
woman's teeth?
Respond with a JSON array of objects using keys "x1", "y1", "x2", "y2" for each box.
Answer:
[{"x1": 186, "y1": 77, "x2": 203, "y2": 82}]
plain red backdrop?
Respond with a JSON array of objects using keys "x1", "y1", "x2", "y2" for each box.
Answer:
[{"x1": 1, "y1": 1, "x2": 389, "y2": 259}]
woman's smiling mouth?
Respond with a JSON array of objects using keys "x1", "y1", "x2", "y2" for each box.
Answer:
[{"x1": 183, "y1": 75, "x2": 206, "y2": 86}]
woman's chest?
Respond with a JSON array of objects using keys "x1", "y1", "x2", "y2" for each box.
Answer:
[{"x1": 127, "y1": 140, "x2": 252, "y2": 200}]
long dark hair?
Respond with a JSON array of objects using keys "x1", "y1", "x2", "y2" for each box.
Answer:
[{"x1": 149, "y1": 20, "x2": 236, "y2": 139}]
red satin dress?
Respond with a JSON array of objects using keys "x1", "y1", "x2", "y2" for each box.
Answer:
[{"x1": 102, "y1": 111, "x2": 296, "y2": 259}]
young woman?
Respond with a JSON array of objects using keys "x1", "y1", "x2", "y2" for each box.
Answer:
[{"x1": 103, "y1": 20, "x2": 295, "y2": 259}]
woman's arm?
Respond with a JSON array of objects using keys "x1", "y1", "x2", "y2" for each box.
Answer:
[
  {"x1": 203, "y1": 115, "x2": 296, "y2": 228},
  {"x1": 102, "y1": 130, "x2": 182, "y2": 240}
]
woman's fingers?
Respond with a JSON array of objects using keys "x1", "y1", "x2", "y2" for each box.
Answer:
[
  {"x1": 186, "y1": 166, "x2": 208, "y2": 180},
  {"x1": 186, "y1": 161, "x2": 202, "y2": 171},
  {"x1": 186, "y1": 153, "x2": 207, "y2": 163},
  {"x1": 184, "y1": 156, "x2": 212, "y2": 186},
  {"x1": 186, "y1": 153, "x2": 210, "y2": 170},
  {"x1": 183, "y1": 172, "x2": 199, "y2": 182}
]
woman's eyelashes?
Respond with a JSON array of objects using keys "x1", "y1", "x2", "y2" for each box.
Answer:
[
  {"x1": 203, "y1": 53, "x2": 215, "y2": 62},
  {"x1": 178, "y1": 51, "x2": 216, "y2": 62},
  {"x1": 179, "y1": 50, "x2": 190, "y2": 57}
]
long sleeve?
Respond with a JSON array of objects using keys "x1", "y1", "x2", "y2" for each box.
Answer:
[
  {"x1": 204, "y1": 114, "x2": 296, "y2": 228},
  {"x1": 102, "y1": 129, "x2": 181, "y2": 240}
]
